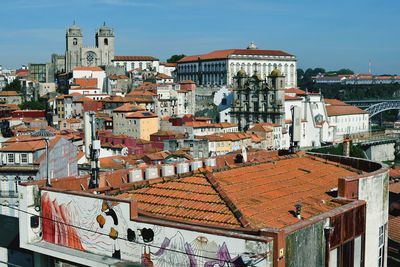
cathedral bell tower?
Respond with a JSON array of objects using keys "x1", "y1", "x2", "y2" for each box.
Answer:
[
  {"x1": 66, "y1": 21, "x2": 83, "y2": 72},
  {"x1": 95, "y1": 22, "x2": 115, "y2": 66},
  {"x1": 267, "y1": 68, "x2": 286, "y2": 126}
]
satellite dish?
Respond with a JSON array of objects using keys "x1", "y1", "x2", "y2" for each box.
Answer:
[{"x1": 121, "y1": 147, "x2": 129, "y2": 156}]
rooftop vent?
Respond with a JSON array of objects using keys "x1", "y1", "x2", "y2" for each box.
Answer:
[{"x1": 294, "y1": 202, "x2": 302, "y2": 219}]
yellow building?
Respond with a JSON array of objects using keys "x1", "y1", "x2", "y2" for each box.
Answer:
[{"x1": 125, "y1": 111, "x2": 159, "y2": 141}]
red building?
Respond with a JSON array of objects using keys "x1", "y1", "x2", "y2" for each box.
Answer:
[
  {"x1": 11, "y1": 110, "x2": 46, "y2": 118},
  {"x1": 98, "y1": 131, "x2": 163, "y2": 154}
]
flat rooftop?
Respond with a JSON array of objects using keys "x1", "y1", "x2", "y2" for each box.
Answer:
[{"x1": 117, "y1": 154, "x2": 357, "y2": 229}]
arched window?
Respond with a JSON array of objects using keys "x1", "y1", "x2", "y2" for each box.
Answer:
[
  {"x1": 73, "y1": 38, "x2": 77, "y2": 45},
  {"x1": 104, "y1": 38, "x2": 108, "y2": 45}
]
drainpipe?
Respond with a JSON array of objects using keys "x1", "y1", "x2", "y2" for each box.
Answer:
[{"x1": 44, "y1": 138, "x2": 51, "y2": 186}]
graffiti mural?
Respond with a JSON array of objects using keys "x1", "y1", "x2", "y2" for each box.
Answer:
[{"x1": 39, "y1": 191, "x2": 272, "y2": 266}]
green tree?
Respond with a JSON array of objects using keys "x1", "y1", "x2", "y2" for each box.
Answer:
[
  {"x1": 3, "y1": 79, "x2": 21, "y2": 92},
  {"x1": 166, "y1": 54, "x2": 186, "y2": 63},
  {"x1": 19, "y1": 100, "x2": 47, "y2": 110}
]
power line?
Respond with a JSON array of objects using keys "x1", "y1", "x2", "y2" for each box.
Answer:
[
  {"x1": 0, "y1": 203, "x2": 246, "y2": 264},
  {"x1": 0, "y1": 259, "x2": 24, "y2": 267}
]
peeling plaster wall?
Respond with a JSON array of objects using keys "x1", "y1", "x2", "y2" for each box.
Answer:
[
  {"x1": 358, "y1": 171, "x2": 389, "y2": 267},
  {"x1": 285, "y1": 220, "x2": 327, "y2": 267}
]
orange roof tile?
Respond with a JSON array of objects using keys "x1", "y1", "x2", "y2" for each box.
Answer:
[
  {"x1": 73, "y1": 78, "x2": 97, "y2": 88},
  {"x1": 212, "y1": 156, "x2": 356, "y2": 229},
  {"x1": 113, "y1": 103, "x2": 144, "y2": 112},
  {"x1": 285, "y1": 95, "x2": 303, "y2": 101},
  {"x1": 285, "y1": 87, "x2": 306, "y2": 95},
  {"x1": 113, "y1": 56, "x2": 159, "y2": 61},
  {"x1": 126, "y1": 110, "x2": 158, "y2": 119},
  {"x1": 178, "y1": 49, "x2": 292, "y2": 63},
  {"x1": 324, "y1": 98, "x2": 348, "y2": 106},
  {"x1": 326, "y1": 105, "x2": 368, "y2": 116},
  {"x1": 73, "y1": 66, "x2": 103, "y2": 71},
  {"x1": 0, "y1": 91, "x2": 20, "y2": 96},
  {"x1": 123, "y1": 174, "x2": 242, "y2": 227}
]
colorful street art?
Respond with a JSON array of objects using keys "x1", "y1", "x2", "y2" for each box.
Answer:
[{"x1": 39, "y1": 191, "x2": 272, "y2": 266}]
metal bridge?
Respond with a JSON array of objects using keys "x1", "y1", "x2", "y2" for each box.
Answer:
[{"x1": 345, "y1": 100, "x2": 400, "y2": 117}]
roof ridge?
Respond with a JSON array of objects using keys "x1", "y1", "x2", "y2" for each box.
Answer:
[{"x1": 204, "y1": 172, "x2": 252, "y2": 228}]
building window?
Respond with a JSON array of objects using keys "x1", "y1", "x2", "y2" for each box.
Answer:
[
  {"x1": 104, "y1": 38, "x2": 108, "y2": 45},
  {"x1": 378, "y1": 225, "x2": 385, "y2": 267},
  {"x1": 21, "y1": 154, "x2": 28, "y2": 164},
  {"x1": 73, "y1": 38, "x2": 77, "y2": 45},
  {"x1": 7, "y1": 154, "x2": 14, "y2": 164}
]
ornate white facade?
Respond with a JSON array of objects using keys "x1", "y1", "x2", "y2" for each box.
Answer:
[
  {"x1": 65, "y1": 22, "x2": 115, "y2": 72},
  {"x1": 176, "y1": 43, "x2": 297, "y2": 87}
]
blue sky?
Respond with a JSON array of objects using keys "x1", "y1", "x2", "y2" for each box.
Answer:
[{"x1": 0, "y1": 0, "x2": 399, "y2": 74}]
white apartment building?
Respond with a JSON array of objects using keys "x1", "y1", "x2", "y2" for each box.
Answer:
[
  {"x1": 112, "y1": 56, "x2": 159, "y2": 72},
  {"x1": 177, "y1": 42, "x2": 297, "y2": 87},
  {"x1": 158, "y1": 62, "x2": 176, "y2": 76},
  {"x1": 72, "y1": 66, "x2": 106, "y2": 91},
  {"x1": 324, "y1": 99, "x2": 369, "y2": 140}
]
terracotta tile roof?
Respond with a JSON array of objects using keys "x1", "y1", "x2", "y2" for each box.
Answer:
[
  {"x1": 285, "y1": 95, "x2": 303, "y2": 101},
  {"x1": 113, "y1": 56, "x2": 159, "y2": 61},
  {"x1": 109, "y1": 74, "x2": 129, "y2": 80},
  {"x1": 73, "y1": 78, "x2": 97, "y2": 88},
  {"x1": 248, "y1": 123, "x2": 279, "y2": 133},
  {"x1": 113, "y1": 103, "x2": 144, "y2": 112},
  {"x1": 390, "y1": 168, "x2": 400, "y2": 179},
  {"x1": 389, "y1": 216, "x2": 400, "y2": 243},
  {"x1": 0, "y1": 91, "x2": 20, "y2": 96},
  {"x1": 150, "y1": 130, "x2": 185, "y2": 139},
  {"x1": 0, "y1": 136, "x2": 61, "y2": 152},
  {"x1": 101, "y1": 96, "x2": 130, "y2": 103},
  {"x1": 142, "y1": 151, "x2": 170, "y2": 161},
  {"x1": 159, "y1": 62, "x2": 177, "y2": 67},
  {"x1": 155, "y1": 73, "x2": 172, "y2": 79},
  {"x1": 212, "y1": 156, "x2": 356, "y2": 229},
  {"x1": 197, "y1": 132, "x2": 254, "y2": 142},
  {"x1": 324, "y1": 98, "x2": 348, "y2": 106},
  {"x1": 178, "y1": 49, "x2": 292, "y2": 63},
  {"x1": 121, "y1": 174, "x2": 242, "y2": 227},
  {"x1": 390, "y1": 182, "x2": 400, "y2": 194},
  {"x1": 179, "y1": 80, "x2": 195, "y2": 84},
  {"x1": 285, "y1": 87, "x2": 306, "y2": 95},
  {"x1": 73, "y1": 96, "x2": 96, "y2": 103},
  {"x1": 126, "y1": 110, "x2": 158, "y2": 119},
  {"x1": 73, "y1": 66, "x2": 103, "y2": 71},
  {"x1": 326, "y1": 105, "x2": 368, "y2": 116},
  {"x1": 99, "y1": 155, "x2": 137, "y2": 170},
  {"x1": 64, "y1": 118, "x2": 81, "y2": 124}
]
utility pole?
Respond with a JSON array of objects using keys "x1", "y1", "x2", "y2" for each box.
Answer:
[{"x1": 84, "y1": 112, "x2": 100, "y2": 188}]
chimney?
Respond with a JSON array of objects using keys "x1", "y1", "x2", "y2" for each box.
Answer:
[{"x1": 295, "y1": 202, "x2": 302, "y2": 219}]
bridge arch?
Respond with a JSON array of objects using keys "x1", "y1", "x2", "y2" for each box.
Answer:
[{"x1": 366, "y1": 101, "x2": 400, "y2": 117}]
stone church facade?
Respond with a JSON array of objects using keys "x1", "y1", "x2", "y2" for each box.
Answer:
[
  {"x1": 231, "y1": 68, "x2": 286, "y2": 130},
  {"x1": 65, "y1": 22, "x2": 115, "y2": 72}
]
